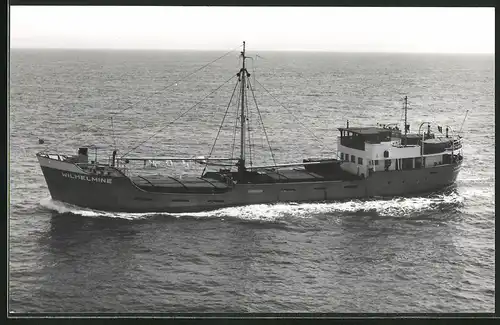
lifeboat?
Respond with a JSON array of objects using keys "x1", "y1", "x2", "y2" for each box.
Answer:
[{"x1": 422, "y1": 138, "x2": 453, "y2": 154}]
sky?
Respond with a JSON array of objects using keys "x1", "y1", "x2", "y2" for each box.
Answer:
[{"x1": 10, "y1": 6, "x2": 495, "y2": 53}]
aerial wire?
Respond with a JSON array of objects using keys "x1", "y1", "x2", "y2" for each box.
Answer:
[
  {"x1": 43, "y1": 44, "x2": 243, "y2": 153},
  {"x1": 253, "y1": 78, "x2": 335, "y2": 153},
  {"x1": 120, "y1": 73, "x2": 238, "y2": 158}
]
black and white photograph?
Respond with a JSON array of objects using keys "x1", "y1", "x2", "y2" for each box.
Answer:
[{"x1": 8, "y1": 5, "x2": 494, "y2": 314}]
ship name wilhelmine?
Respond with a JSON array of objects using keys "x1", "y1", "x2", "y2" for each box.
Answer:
[{"x1": 61, "y1": 171, "x2": 113, "y2": 184}]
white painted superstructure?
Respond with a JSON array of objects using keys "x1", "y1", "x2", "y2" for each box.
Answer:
[{"x1": 336, "y1": 122, "x2": 463, "y2": 179}]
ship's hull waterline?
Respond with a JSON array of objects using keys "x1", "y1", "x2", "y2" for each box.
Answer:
[{"x1": 38, "y1": 156, "x2": 462, "y2": 213}]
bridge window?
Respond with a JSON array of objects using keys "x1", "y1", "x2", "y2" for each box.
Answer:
[
  {"x1": 340, "y1": 133, "x2": 366, "y2": 150},
  {"x1": 358, "y1": 157, "x2": 363, "y2": 165},
  {"x1": 351, "y1": 155, "x2": 355, "y2": 163},
  {"x1": 345, "y1": 154, "x2": 349, "y2": 162},
  {"x1": 340, "y1": 152, "x2": 344, "y2": 160},
  {"x1": 402, "y1": 158, "x2": 414, "y2": 170},
  {"x1": 415, "y1": 157, "x2": 422, "y2": 168}
]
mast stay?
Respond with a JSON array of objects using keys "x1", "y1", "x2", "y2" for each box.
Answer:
[
  {"x1": 117, "y1": 41, "x2": 330, "y2": 173},
  {"x1": 44, "y1": 45, "x2": 243, "y2": 154},
  {"x1": 201, "y1": 78, "x2": 241, "y2": 176}
]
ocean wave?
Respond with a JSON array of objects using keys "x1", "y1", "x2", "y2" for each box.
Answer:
[{"x1": 39, "y1": 191, "x2": 464, "y2": 222}]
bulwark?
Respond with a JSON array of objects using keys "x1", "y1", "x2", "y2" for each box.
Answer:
[{"x1": 61, "y1": 171, "x2": 112, "y2": 184}]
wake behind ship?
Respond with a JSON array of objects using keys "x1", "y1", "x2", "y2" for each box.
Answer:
[{"x1": 37, "y1": 42, "x2": 464, "y2": 213}]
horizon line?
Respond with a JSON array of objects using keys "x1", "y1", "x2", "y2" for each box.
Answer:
[{"x1": 9, "y1": 46, "x2": 494, "y2": 55}]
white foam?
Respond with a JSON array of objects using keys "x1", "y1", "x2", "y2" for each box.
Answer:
[
  {"x1": 177, "y1": 192, "x2": 465, "y2": 221},
  {"x1": 39, "y1": 197, "x2": 160, "y2": 220},
  {"x1": 39, "y1": 191, "x2": 464, "y2": 222}
]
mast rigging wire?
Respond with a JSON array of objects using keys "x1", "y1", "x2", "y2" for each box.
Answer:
[
  {"x1": 43, "y1": 44, "x2": 242, "y2": 153},
  {"x1": 120, "y1": 74, "x2": 238, "y2": 158},
  {"x1": 110, "y1": 117, "x2": 117, "y2": 150},
  {"x1": 253, "y1": 78, "x2": 334, "y2": 152},
  {"x1": 245, "y1": 81, "x2": 253, "y2": 169},
  {"x1": 201, "y1": 79, "x2": 240, "y2": 176},
  {"x1": 250, "y1": 54, "x2": 350, "y2": 147},
  {"x1": 247, "y1": 78, "x2": 277, "y2": 169},
  {"x1": 230, "y1": 83, "x2": 241, "y2": 162}
]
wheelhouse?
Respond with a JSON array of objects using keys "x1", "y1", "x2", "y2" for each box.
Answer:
[{"x1": 338, "y1": 127, "x2": 394, "y2": 150}]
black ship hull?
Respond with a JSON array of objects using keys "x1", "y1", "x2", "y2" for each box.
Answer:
[{"x1": 38, "y1": 155, "x2": 462, "y2": 213}]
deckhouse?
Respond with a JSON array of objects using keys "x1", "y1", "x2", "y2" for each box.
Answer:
[{"x1": 337, "y1": 124, "x2": 463, "y2": 179}]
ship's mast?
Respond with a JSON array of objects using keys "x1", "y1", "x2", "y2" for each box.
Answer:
[
  {"x1": 238, "y1": 41, "x2": 248, "y2": 175},
  {"x1": 403, "y1": 95, "x2": 408, "y2": 146}
]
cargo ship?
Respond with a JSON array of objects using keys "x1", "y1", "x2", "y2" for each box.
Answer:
[{"x1": 37, "y1": 42, "x2": 463, "y2": 213}]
